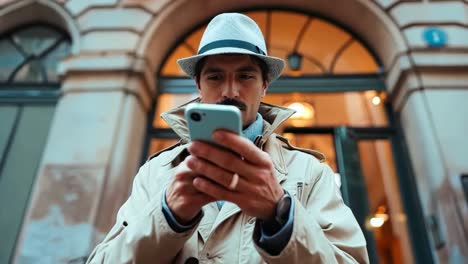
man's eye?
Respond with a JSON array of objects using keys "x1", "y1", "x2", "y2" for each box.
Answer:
[
  {"x1": 207, "y1": 75, "x2": 222, "y2": 80},
  {"x1": 239, "y1": 74, "x2": 254, "y2": 80}
]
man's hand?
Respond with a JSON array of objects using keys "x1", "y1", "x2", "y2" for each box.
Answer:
[
  {"x1": 186, "y1": 130, "x2": 284, "y2": 220},
  {"x1": 165, "y1": 159, "x2": 215, "y2": 224}
]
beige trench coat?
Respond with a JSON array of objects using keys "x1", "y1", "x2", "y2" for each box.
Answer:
[{"x1": 87, "y1": 101, "x2": 369, "y2": 264}]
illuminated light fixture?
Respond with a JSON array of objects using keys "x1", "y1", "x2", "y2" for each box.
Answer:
[
  {"x1": 286, "y1": 102, "x2": 315, "y2": 120},
  {"x1": 368, "y1": 205, "x2": 389, "y2": 228},
  {"x1": 372, "y1": 95, "x2": 381, "y2": 106},
  {"x1": 369, "y1": 214, "x2": 388, "y2": 228},
  {"x1": 287, "y1": 51, "x2": 303, "y2": 71}
]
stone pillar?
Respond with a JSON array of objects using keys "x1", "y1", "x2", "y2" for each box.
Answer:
[
  {"x1": 9, "y1": 0, "x2": 158, "y2": 262},
  {"x1": 385, "y1": 1, "x2": 468, "y2": 260},
  {"x1": 13, "y1": 52, "x2": 155, "y2": 263}
]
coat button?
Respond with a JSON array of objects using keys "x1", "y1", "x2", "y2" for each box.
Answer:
[{"x1": 185, "y1": 257, "x2": 199, "y2": 264}]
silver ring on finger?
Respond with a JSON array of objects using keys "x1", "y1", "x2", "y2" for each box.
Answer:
[{"x1": 229, "y1": 173, "x2": 239, "y2": 190}]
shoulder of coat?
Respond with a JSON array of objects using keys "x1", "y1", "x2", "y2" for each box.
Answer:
[
  {"x1": 147, "y1": 140, "x2": 183, "y2": 162},
  {"x1": 275, "y1": 134, "x2": 326, "y2": 162}
]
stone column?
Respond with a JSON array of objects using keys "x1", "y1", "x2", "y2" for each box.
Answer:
[
  {"x1": 10, "y1": 0, "x2": 158, "y2": 262},
  {"x1": 386, "y1": 1, "x2": 468, "y2": 260},
  {"x1": 13, "y1": 52, "x2": 155, "y2": 263}
]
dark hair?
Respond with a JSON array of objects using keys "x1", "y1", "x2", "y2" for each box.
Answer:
[{"x1": 194, "y1": 55, "x2": 269, "y2": 85}]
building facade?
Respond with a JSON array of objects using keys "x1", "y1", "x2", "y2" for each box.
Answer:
[{"x1": 0, "y1": 0, "x2": 467, "y2": 263}]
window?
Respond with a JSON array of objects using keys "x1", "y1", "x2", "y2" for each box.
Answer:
[
  {"x1": 161, "y1": 11, "x2": 380, "y2": 77},
  {"x1": 0, "y1": 24, "x2": 71, "y2": 87}
]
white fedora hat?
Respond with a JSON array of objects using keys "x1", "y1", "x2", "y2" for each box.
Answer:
[{"x1": 177, "y1": 13, "x2": 285, "y2": 81}]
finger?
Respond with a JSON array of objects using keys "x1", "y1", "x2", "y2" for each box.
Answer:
[
  {"x1": 174, "y1": 161, "x2": 193, "y2": 178},
  {"x1": 191, "y1": 191, "x2": 217, "y2": 206},
  {"x1": 192, "y1": 176, "x2": 238, "y2": 202},
  {"x1": 188, "y1": 142, "x2": 258, "y2": 180},
  {"x1": 212, "y1": 130, "x2": 271, "y2": 166},
  {"x1": 186, "y1": 155, "x2": 249, "y2": 191},
  {"x1": 171, "y1": 160, "x2": 205, "y2": 195}
]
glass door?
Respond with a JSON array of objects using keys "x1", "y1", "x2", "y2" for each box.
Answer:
[{"x1": 284, "y1": 127, "x2": 416, "y2": 264}]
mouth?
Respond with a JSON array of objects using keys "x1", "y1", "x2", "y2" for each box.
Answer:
[{"x1": 216, "y1": 99, "x2": 246, "y2": 111}]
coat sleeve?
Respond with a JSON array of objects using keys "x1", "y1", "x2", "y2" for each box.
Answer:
[
  {"x1": 86, "y1": 161, "x2": 197, "y2": 264},
  {"x1": 254, "y1": 162, "x2": 370, "y2": 263}
]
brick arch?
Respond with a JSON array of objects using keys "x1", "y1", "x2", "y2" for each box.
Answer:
[
  {"x1": 137, "y1": 0, "x2": 408, "y2": 80},
  {"x1": 0, "y1": 0, "x2": 80, "y2": 54}
]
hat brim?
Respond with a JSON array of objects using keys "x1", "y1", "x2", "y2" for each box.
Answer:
[{"x1": 177, "y1": 47, "x2": 285, "y2": 81}]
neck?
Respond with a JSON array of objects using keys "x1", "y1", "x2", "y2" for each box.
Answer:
[{"x1": 242, "y1": 113, "x2": 263, "y2": 142}]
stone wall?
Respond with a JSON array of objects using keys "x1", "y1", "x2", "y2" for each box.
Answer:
[{"x1": 0, "y1": 0, "x2": 466, "y2": 263}]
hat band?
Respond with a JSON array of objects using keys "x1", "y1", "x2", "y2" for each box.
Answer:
[{"x1": 198, "y1": 39, "x2": 266, "y2": 56}]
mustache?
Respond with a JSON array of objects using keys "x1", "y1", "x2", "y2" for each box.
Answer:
[{"x1": 216, "y1": 98, "x2": 246, "y2": 110}]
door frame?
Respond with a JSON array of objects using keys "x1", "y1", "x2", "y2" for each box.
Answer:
[{"x1": 285, "y1": 125, "x2": 434, "y2": 264}]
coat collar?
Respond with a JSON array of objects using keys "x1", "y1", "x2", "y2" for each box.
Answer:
[
  {"x1": 160, "y1": 97, "x2": 295, "y2": 144},
  {"x1": 159, "y1": 98, "x2": 295, "y2": 179}
]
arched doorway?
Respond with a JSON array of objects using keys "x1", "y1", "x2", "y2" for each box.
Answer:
[{"x1": 145, "y1": 9, "x2": 418, "y2": 263}]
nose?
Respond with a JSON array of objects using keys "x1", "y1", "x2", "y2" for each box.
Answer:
[{"x1": 221, "y1": 76, "x2": 239, "y2": 99}]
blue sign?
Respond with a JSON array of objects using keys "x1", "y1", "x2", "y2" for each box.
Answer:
[{"x1": 423, "y1": 28, "x2": 448, "y2": 47}]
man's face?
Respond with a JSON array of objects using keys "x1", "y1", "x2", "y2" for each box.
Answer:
[{"x1": 196, "y1": 54, "x2": 268, "y2": 128}]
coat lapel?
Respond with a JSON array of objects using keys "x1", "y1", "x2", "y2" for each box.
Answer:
[
  {"x1": 210, "y1": 201, "x2": 241, "y2": 234},
  {"x1": 197, "y1": 202, "x2": 218, "y2": 243},
  {"x1": 263, "y1": 134, "x2": 288, "y2": 184}
]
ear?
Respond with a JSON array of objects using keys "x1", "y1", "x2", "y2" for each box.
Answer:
[
  {"x1": 195, "y1": 77, "x2": 202, "y2": 98},
  {"x1": 261, "y1": 80, "x2": 269, "y2": 97}
]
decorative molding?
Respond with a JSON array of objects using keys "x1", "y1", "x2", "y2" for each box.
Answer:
[
  {"x1": 390, "y1": 1, "x2": 467, "y2": 28},
  {"x1": 57, "y1": 52, "x2": 156, "y2": 100},
  {"x1": 0, "y1": 0, "x2": 81, "y2": 54},
  {"x1": 77, "y1": 7, "x2": 152, "y2": 34},
  {"x1": 61, "y1": 71, "x2": 153, "y2": 111},
  {"x1": 65, "y1": 0, "x2": 118, "y2": 17}
]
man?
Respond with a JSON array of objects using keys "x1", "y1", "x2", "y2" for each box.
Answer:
[{"x1": 87, "y1": 13, "x2": 369, "y2": 263}]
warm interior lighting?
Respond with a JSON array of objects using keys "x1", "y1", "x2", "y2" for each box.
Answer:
[
  {"x1": 368, "y1": 205, "x2": 389, "y2": 228},
  {"x1": 372, "y1": 95, "x2": 381, "y2": 105},
  {"x1": 286, "y1": 102, "x2": 315, "y2": 120},
  {"x1": 369, "y1": 214, "x2": 388, "y2": 228}
]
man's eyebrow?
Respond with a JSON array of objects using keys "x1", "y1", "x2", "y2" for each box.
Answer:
[
  {"x1": 202, "y1": 67, "x2": 224, "y2": 74},
  {"x1": 236, "y1": 66, "x2": 259, "y2": 72}
]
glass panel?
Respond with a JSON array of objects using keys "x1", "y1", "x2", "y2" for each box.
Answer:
[
  {"x1": 42, "y1": 41, "x2": 71, "y2": 82},
  {"x1": 147, "y1": 138, "x2": 180, "y2": 158},
  {"x1": 282, "y1": 133, "x2": 337, "y2": 173},
  {"x1": 14, "y1": 59, "x2": 44, "y2": 82},
  {"x1": 263, "y1": 91, "x2": 388, "y2": 127},
  {"x1": 161, "y1": 45, "x2": 195, "y2": 76},
  {"x1": 298, "y1": 19, "x2": 350, "y2": 73},
  {"x1": 333, "y1": 41, "x2": 379, "y2": 74},
  {"x1": 185, "y1": 26, "x2": 206, "y2": 53},
  {"x1": 0, "y1": 106, "x2": 19, "y2": 164},
  {"x1": 153, "y1": 93, "x2": 199, "y2": 128},
  {"x1": 12, "y1": 26, "x2": 60, "y2": 56},
  {"x1": 358, "y1": 140, "x2": 414, "y2": 264},
  {"x1": 269, "y1": 11, "x2": 308, "y2": 54},
  {"x1": 0, "y1": 105, "x2": 55, "y2": 264},
  {"x1": 0, "y1": 39, "x2": 23, "y2": 82}
]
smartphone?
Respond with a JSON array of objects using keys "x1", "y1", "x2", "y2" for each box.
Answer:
[{"x1": 185, "y1": 103, "x2": 242, "y2": 146}]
